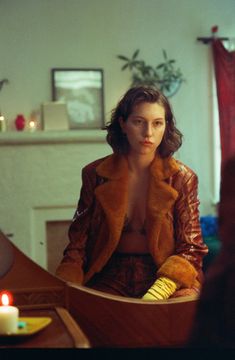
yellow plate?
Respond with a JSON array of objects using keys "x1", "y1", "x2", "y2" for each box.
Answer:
[{"x1": 0, "y1": 317, "x2": 52, "y2": 336}]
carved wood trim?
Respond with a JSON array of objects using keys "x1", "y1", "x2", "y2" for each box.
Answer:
[{"x1": 9, "y1": 286, "x2": 66, "y2": 309}]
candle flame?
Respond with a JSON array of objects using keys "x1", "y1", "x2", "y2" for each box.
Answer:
[
  {"x1": 0, "y1": 291, "x2": 13, "y2": 306},
  {"x1": 29, "y1": 120, "x2": 35, "y2": 127},
  {"x1": 2, "y1": 294, "x2": 9, "y2": 306}
]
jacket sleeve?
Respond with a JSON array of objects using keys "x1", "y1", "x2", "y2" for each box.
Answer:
[
  {"x1": 55, "y1": 166, "x2": 96, "y2": 285},
  {"x1": 157, "y1": 169, "x2": 208, "y2": 289}
]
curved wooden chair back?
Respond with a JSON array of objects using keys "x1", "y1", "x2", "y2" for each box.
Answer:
[
  {"x1": 0, "y1": 230, "x2": 14, "y2": 278},
  {"x1": 66, "y1": 283, "x2": 198, "y2": 348},
  {"x1": 0, "y1": 231, "x2": 65, "y2": 309}
]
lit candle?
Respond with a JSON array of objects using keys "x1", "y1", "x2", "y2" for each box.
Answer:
[
  {"x1": 0, "y1": 114, "x2": 6, "y2": 132},
  {"x1": 0, "y1": 291, "x2": 19, "y2": 334},
  {"x1": 29, "y1": 119, "x2": 36, "y2": 132}
]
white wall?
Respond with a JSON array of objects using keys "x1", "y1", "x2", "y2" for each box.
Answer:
[
  {"x1": 1, "y1": 0, "x2": 235, "y2": 249},
  {"x1": 0, "y1": 133, "x2": 110, "y2": 263}
]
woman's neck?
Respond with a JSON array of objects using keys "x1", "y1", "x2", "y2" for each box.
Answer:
[{"x1": 126, "y1": 153, "x2": 154, "y2": 174}]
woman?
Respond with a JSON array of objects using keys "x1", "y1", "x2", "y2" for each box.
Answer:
[{"x1": 56, "y1": 86, "x2": 208, "y2": 300}]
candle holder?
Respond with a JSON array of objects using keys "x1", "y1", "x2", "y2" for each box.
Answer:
[{"x1": 0, "y1": 290, "x2": 52, "y2": 337}]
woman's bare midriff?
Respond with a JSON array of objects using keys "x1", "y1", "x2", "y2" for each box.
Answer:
[{"x1": 115, "y1": 232, "x2": 149, "y2": 254}]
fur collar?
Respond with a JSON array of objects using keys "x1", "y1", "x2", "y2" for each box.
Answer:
[{"x1": 95, "y1": 153, "x2": 179, "y2": 180}]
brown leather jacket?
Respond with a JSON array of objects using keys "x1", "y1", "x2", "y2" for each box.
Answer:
[{"x1": 56, "y1": 154, "x2": 208, "y2": 289}]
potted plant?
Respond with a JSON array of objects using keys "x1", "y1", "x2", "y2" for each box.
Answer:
[{"x1": 117, "y1": 49, "x2": 185, "y2": 97}]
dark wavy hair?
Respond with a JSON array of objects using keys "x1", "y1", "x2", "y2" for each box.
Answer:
[{"x1": 104, "y1": 85, "x2": 183, "y2": 157}]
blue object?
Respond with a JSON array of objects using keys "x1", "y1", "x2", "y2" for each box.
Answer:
[
  {"x1": 200, "y1": 215, "x2": 221, "y2": 271},
  {"x1": 18, "y1": 321, "x2": 27, "y2": 329},
  {"x1": 200, "y1": 215, "x2": 218, "y2": 237}
]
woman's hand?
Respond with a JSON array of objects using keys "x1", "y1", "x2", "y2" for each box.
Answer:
[
  {"x1": 142, "y1": 277, "x2": 177, "y2": 300},
  {"x1": 170, "y1": 287, "x2": 199, "y2": 298}
]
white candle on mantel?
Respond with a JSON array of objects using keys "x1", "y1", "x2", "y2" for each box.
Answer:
[
  {"x1": 0, "y1": 114, "x2": 6, "y2": 132},
  {"x1": 29, "y1": 119, "x2": 37, "y2": 132},
  {"x1": 0, "y1": 292, "x2": 19, "y2": 334}
]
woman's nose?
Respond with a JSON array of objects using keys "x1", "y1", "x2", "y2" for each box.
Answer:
[{"x1": 144, "y1": 123, "x2": 153, "y2": 137}]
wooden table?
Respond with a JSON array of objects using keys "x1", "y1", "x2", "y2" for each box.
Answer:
[{"x1": 0, "y1": 307, "x2": 90, "y2": 348}]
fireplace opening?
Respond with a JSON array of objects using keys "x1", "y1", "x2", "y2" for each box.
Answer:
[{"x1": 46, "y1": 220, "x2": 71, "y2": 275}]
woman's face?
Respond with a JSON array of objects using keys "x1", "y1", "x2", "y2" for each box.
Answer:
[{"x1": 120, "y1": 101, "x2": 166, "y2": 157}]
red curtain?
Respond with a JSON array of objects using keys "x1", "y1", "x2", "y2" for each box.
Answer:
[{"x1": 212, "y1": 39, "x2": 235, "y2": 169}]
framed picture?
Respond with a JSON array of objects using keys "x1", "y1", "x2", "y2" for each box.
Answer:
[{"x1": 51, "y1": 68, "x2": 105, "y2": 129}]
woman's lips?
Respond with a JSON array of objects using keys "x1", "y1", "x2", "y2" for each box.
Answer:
[{"x1": 140, "y1": 141, "x2": 153, "y2": 146}]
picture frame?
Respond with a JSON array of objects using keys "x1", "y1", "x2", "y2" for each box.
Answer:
[{"x1": 51, "y1": 68, "x2": 105, "y2": 129}]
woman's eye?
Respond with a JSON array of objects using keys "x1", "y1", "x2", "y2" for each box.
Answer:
[
  {"x1": 133, "y1": 119, "x2": 142, "y2": 125},
  {"x1": 153, "y1": 121, "x2": 163, "y2": 127}
]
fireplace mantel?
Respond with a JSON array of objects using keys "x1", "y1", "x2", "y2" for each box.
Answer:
[{"x1": 0, "y1": 129, "x2": 106, "y2": 145}]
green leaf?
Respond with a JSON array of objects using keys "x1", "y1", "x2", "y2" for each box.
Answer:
[
  {"x1": 163, "y1": 49, "x2": 167, "y2": 60},
  {"x1": 121, "y1": 63, "x2": 129, "y2": 71},
  {"x1": 117, "y1": 55, "x2": 129, "y2": 61},
  {"x1": 132, "y1": 49, "x2": 140, "y2": 59}
]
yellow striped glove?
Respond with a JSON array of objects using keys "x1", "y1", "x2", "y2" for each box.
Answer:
[{"x1": 142, "y1": 277, "x2": 178, "y2": 300}]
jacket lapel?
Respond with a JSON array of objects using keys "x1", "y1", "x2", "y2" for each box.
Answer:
[
  {"x1": 146, "y1": 156, "x2": 180, "y2": 263},
  {"x1": 94, "y1": 154, "x2": 129, "y2": 254}
]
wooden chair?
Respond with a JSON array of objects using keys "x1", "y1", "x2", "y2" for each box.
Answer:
[
  {"x1": 0, "y1": 230, "x2": 198, "y2": 348},
  {"x1": 66, "y1": 284, "x2": 198, "y2": 348}
]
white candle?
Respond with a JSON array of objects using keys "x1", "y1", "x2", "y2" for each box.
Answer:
[
  {"x1": 29, "y1": 119, "x2": 36, "y2": 132},
  {"x1": 0, "y1": 292, "x2": 19, "y2": 334},
  {"x1": 0, "y1": 114, "x2": 6, "y2": 132}
]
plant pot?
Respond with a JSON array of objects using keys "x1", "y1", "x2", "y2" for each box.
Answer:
[{"x1": 162, "y1": 79, "x2": 182, "y2": 98}]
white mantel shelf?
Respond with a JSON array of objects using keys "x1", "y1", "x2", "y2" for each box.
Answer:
[{"x1": 0, "y1": 129, "x2": 107, "y2": 145}]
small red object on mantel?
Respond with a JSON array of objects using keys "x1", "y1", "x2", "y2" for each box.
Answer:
[
  {"x1": 15, "y1": 114, "x2": 26, "y2": 131},
  {"x1": 211, "y1": 25, "x2": 218, "y2": 34}
]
